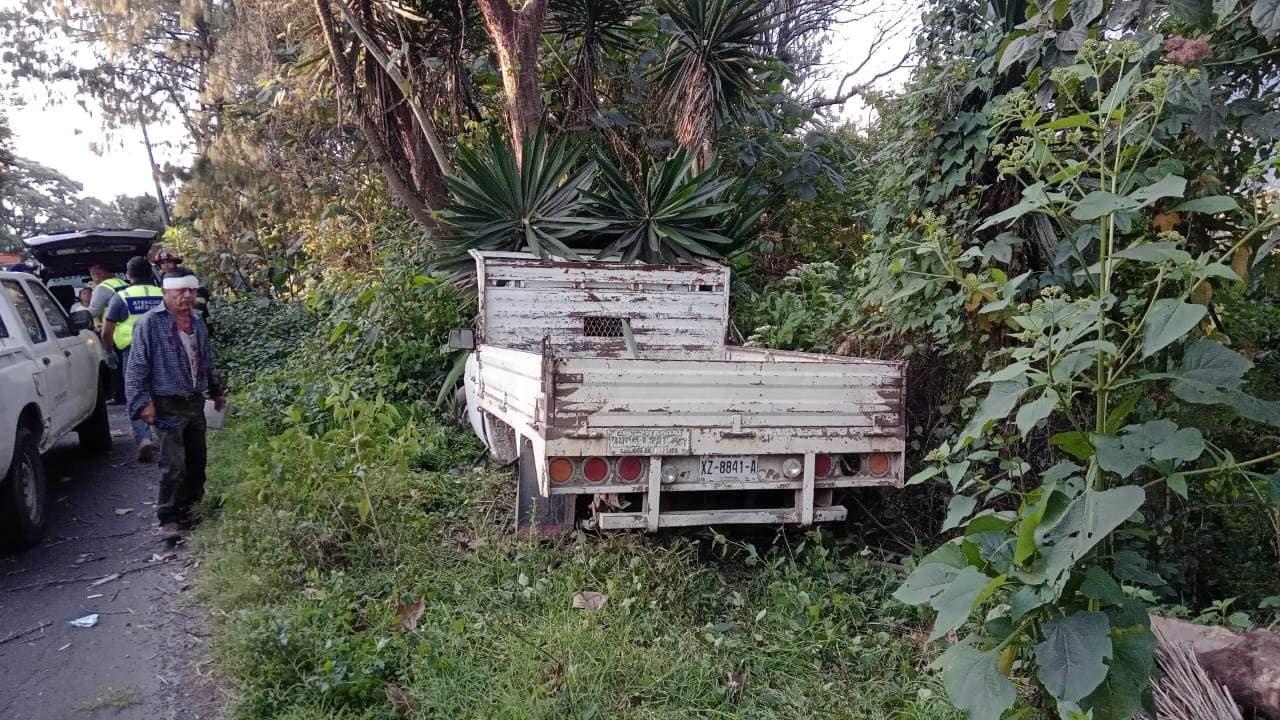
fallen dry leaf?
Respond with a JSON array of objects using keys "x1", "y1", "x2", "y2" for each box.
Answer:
[
  {"x1": 393, "y1": 598, "x2": 426, "y2": 631},
  {"x1": 385, "y1": 683, "x2": 415, "y2": 718},
  {"x1": 572, "y1": 591, "x2": 607, "y2": 611},
  {"x1": 1154, "y1": 211, "x2": 1181, "y2": 232}
]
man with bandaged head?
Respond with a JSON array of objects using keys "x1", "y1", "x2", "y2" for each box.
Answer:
[{"x1": 125, "y1": 266, "x2": 226, "y2": 541}]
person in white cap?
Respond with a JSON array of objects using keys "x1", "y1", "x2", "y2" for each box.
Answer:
[{"x1": 125, "y1": 267, "x2": 226, "y2": 540}]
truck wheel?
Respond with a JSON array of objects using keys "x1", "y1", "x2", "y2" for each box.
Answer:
[
  {"x1": 515, "y1": 443, "x2": 573, "y2": 538},
  {"x1": 77, "y1": 376, "x2": 113, "y2": 453},
  {"x1": 1, "y1": 427, "x2": 48, "y2": 549}
]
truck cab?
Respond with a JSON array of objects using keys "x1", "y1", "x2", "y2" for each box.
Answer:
[{"x1": 459, "y1": 252, "x2": 906, "y2": 534}]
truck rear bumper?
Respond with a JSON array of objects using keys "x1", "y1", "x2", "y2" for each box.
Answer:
[{"x1": 593, "y1": 506, "x2": 848, "y2": 530}]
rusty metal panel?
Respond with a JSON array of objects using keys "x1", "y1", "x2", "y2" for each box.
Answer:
[
  {"x1": 472, "y1": 251, "x2": 729, "y2": 358},
  {"x1": 550, "y1": 354, "x2": 906, "y2": 430}
]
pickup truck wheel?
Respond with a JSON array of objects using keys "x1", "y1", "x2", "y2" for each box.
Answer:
[
  {"x1": 1, "y1": 427, "x2": 48, "y2": 549},
  {"x1": 515, "y1": 443, "x2": 573, "y2": 538},
  {"x1": 76, "y1": 377, "x2": 113, "y2": 453}
]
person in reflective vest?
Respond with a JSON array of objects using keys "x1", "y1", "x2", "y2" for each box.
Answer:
[{"x1": 102, "y1": 256, "x2": 165, "y2": 462}]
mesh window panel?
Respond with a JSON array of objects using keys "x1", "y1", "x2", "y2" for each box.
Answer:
[{"x1": 583, "y1": 316, "x2": 625, "y2": 337}]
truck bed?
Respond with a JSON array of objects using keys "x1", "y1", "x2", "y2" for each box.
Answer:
[{"x1": 472, "y1": 343, "x2": 906, "y2": 456}]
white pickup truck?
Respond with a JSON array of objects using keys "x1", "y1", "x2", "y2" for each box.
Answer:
[
  {"x1": 458, "y1": 252, "x2": 906, "y2": 534},
  {"x1": 1, "y1": 271, "x2": 111, "y2": 548}
]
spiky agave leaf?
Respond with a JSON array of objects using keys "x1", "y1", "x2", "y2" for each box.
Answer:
[
  {"x1": 442, "y1": 126, "x2": 606, "y2": 262},
  {"x1": 584, "y1": 149, "x2": 753, "y2": 263}
]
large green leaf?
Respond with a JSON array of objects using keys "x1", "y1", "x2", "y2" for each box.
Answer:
[
  {"x1": 1070, "y1": 191, "x2": 1138, "y2": 220},
  {"x1": 1126, "y1": 174, "x2": 1186, "y2": 207},
  {"x1": 894, "y1": 563, "x2": 961, "y2": 606},
  {"x1": 1113, "y1": 241, "x2": 1192, "y2": 264},
  {"x1": 943, "y1": 495, "x2": 979, "y2": 531},
  {"x1": 1083, "y1": 625, "x2": 1157, "y2": 718},
  {"x1": 960, "y1": 380, "x2": 1028, "y2": 443},
  {"x1": 939, "y1": 645, "x2": 1016, "y2": 720},
  {"x1": 1039, "y1": 486, "x2": 1145, "y2": 587},
  {"x1": 930, "y1": 566, "x2": 995, "y2": 640},
  {"x1": 1035, "y1": 611, "x2": 1113, "y2": 703},
  {"x1": 1174, "y1": 195, "x2": 1239, "y2": 214},
  {"x1": 1141, "y1": 300, "x2": 1206, "y2": 358},
  {"x1": 1167, "y1": 340, "x2": 1280, "y2": 427},
  {"x1": 1016, "y1": 391, "x2": 1058, "y2": 437}
]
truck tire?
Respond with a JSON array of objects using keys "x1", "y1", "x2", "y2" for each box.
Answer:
[
  {"x1": 76, "y1": 375, "x2": 112, "y2": 453},
  {"x1": 1, "y1": 427, "x2": 48, "y2": 549},
  {"x1": 515, "y1": 442, "x2": 573, "y2": 537}
]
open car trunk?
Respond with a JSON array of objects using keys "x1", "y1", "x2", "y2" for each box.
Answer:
[{"x1": 23, "y1": 229, "x2": 159, "y2": 306}]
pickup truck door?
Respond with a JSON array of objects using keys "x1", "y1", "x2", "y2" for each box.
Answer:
[
  {"x1": 24, "y1": 279, "x2": 97, "y2": 422},
  {"x1": 0, "y1": 279, "x2": 73, "y2": 441}
]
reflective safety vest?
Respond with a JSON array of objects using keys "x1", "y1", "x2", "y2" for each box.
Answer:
[
  {"x1": 95, "y1": 277, "x2": 128, "y2": 328},
  {"x1": 113, "y1": 284, "x2": 163, "y2": 350}
]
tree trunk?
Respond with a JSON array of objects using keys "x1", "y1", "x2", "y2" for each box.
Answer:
[
  {"x1": 1152, "y1": 615, "x2": 1280, "y2": 719},
  {"x1": 476, "y1": 0, "x2": 549, "y2": 157},
  {"x1": 312, "y1": 0, "x2": 440, "y2": 229}
]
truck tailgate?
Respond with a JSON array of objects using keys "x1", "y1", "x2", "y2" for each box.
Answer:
[{"x1": 550, "y1": 349, "x2": 904, "y2": 430}]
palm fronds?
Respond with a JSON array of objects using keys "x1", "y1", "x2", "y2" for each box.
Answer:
[{"x1": 651, "y1": 0, "x2": 772, "y2": 156}]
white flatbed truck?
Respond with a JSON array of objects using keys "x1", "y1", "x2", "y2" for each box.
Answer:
[{"x1": 458, "y1": 251, "x2": 906, "y2": 534}]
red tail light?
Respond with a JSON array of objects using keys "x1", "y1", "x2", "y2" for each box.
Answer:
[
  {"x1": 583, "y1": 457, "x2": 610, "y2": 483},
  {"x1": 548, "y1": 458, "x2": 574, "y2": 483},
  {"x1": 617, "y1": 456, "x2": 644, "y2": 481},
  {"x1": 866, "y1": 453, "x2": 892, "y2": 477},
  {"x1": 814, "y1": 454, "x2": 833, "y2": 478}
]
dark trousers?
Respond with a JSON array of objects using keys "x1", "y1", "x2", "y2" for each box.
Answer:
[
  {"x1": 154, "y1": 394, "x2": 208, "y2": 525},
  {"x1": 110, "y1": 350, "x2": 126, "y2": 402}
]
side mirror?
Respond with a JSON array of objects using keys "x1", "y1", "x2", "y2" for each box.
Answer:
[
  {"x1": 69, "y1": 310, "x2": 94, "y2": 332},
  {"x1": 448, "y1": 328, "x2": 475, "y2": 351}
]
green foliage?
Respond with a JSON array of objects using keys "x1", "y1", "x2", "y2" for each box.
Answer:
[
  {"x1": 202, "y1": 407, "x2": 975, "y2": 719},
  {"x1": 890, "y1": 32, "x2": 1280, "y2": 720},
  {"x1": 651, "y1": 0, "x2": 774, "y2": 152},
  {"x1": 442, "y1": 128, "x2": 604, "y2": 261},
  {"x1": 209, "y1": 298, "x2": 314, "y2": 392},
  {"x1": 736, "y1": 262, "x2": 852, "y2": 352},
  {"x1": 586, "y1": 150, "x2": 753, "y2": 262}
]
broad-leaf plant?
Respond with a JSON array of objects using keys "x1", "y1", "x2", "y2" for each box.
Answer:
[{"x1": 895, "y1": 39, "x2": 1280, "y2": 720}]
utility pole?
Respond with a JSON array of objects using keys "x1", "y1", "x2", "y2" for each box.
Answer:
[{"x1": 137, "y1": 112, "x2": 172, "y2": 227}]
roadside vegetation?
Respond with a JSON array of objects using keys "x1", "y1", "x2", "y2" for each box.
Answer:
[
  {"x1": 201, "y1": 295, "x2": 967, "y2": 719},
  {"x1": 7, "y1": 0, "x2": 1279, "y2": 717}
]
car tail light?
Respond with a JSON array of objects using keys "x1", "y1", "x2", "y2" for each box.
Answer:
[
  {"x1": 865, "y1": 453, "x2": 892, "y2": 477},
  {"x1": 548, "y1": 458, "x2": 574, "y2": 484},
  {"x1": 814, "y1": 454, "x2": 833, "y2": 478},
  {"x1": 782, "y1": 457, "x2": 804, "y2": 478},
  {"x1": 583, "y1": 457, "x2": 610, "y2": 483},
  {"x1": 617, "y1": 456, "x2": 645, "y2": 481}
]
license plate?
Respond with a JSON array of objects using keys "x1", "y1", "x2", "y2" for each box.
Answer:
[
  {"x1": 700, "y1": 456, "x2": 759, "y2": 482},
  {"x1": 607, "y1": 429, "x2": 690, "y2": 455}
]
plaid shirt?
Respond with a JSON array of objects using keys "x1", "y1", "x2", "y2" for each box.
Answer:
[{"x1": 125, "y1": 305, "x2": 223, "y2": 419}]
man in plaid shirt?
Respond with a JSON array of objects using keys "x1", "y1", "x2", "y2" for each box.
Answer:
[{"x1": 125, "y1": 267, "x2": 227, "y2": 540}]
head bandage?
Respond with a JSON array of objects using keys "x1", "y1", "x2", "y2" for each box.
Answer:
[{"x1": 163, "y1": 275, "x2": 200, "y2": 290}]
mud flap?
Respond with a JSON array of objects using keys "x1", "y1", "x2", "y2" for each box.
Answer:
[{"x1": 516, "y1": 444, "x2": 573, "y2": 537}]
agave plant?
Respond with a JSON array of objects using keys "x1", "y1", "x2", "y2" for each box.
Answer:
[
  {"x1": 651, "y1": 0, "x2": 772, "y2": 161},
  {"x1": 442, "y1": 128, "x2": 606, "y2": 260},
  {"x1": 584, "y1": 150, "x2": 752, "y2": 263}
]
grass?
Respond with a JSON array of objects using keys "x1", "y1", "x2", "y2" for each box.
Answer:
[{"x1": 194, "y1": 409, "x2": 1003, "y2": 720}]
